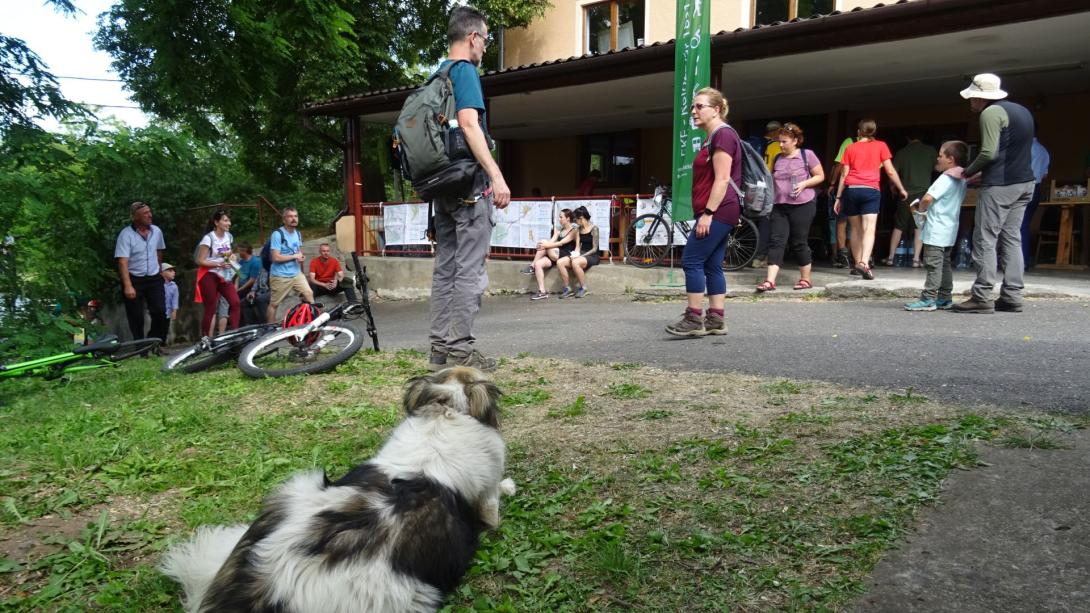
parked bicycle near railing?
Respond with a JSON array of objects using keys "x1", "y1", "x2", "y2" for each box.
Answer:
[{"x1": 624, "y1": 181, "x2": 758, "y2": 270}]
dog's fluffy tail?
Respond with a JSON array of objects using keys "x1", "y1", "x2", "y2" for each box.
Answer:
[{"x1": 159, "y1": 524, "x2": 248, "y2": 613}]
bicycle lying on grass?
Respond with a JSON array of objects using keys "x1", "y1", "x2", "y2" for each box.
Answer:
[
  {"x1": 625, "y1": 182, "x2": 759, "y2": 270},
  {"x1": 166, "y1": 252, "x2": 380, "y2": 378},
  {"x1": 0, "y1": 334, "x2": 160, "y2": 380}
]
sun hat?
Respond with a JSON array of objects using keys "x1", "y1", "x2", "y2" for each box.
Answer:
[
  {"x1": 765, "y1": 120, "x2": 783, "y2": 132},
  {"x1": 960, "y1": 73, "x2": 1008, "y2": 100},
  {"x1": 161, "y1": 262, "x2": 176, "y2": 272}
]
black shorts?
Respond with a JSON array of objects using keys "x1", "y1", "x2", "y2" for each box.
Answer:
[{"x1": 580, "y1": 253, "x2": 600, "y2": 269}]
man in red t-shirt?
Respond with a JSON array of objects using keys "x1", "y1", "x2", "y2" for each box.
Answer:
[{"x1": 307, "y1": 243, "x2": 358, "y2": 302}]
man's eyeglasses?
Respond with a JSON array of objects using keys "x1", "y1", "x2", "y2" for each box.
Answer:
[
  {"x1": 473, "y1": 31, "x2": 488, "y2": 49},
  {"x1": 690, "y1": 103, "x2": 713, "y2": 111}
]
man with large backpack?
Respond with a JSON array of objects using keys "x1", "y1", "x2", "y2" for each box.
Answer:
[
  {"x1": 421, "y1": 5, "x2": 511, "y2": 372},
  {"x1": 265, "y1": 207, "x2": 313, "y2": 323}
]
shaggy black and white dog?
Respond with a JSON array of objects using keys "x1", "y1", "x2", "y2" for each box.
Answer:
[{"x1": 160, "y1": 366, "x2": 516, "y2": 613}]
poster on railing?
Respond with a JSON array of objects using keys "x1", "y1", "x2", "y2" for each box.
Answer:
[
  {"x1": 634, "y1": 198, "x2": 688, "y2": 246},
  {"x1": 555, "y1": 199, "x2": 612, "y2": 250},
  {"x1": 489, "y1": 199, "x2": 555, "y2": 249},
  {"x1": 382, "y1": 202, "x2": 431, "y2": 246}
]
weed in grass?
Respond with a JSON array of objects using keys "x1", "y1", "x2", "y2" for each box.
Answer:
[
  {"x1": 606, "y1": 383, "x2": 650, "y2": 399},
  {"x1": 761, "y1": 380, "x2": 806, "y2": 395},
  {"x1": 890, "y1": 388, "x2": 928, "y2": 405},
  {"x1": 547, "y1": 395, "x2": 586, "y2": 419},
  {"x1": 610, "y1": 362, "x2": 641, "y2": 370},
  {"x1": 998, "y1": 434, "x2": 1072, "y2": 450},
  {"x1": 775, "y1": 411, "x2": 833, "y2": 427},
  {"x1": 502, "y1": 389, "x2": 551, "y2": 408},
  {"x1": 516, "y1": 351, "x2": 531, "y2": 359}
]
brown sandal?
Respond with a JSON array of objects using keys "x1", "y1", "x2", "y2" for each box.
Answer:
[{"x1": 793, "y1": 279, "x2": 813, "y2": 290}]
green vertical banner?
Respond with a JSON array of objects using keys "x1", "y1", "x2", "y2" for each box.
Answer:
[{"x1": 671, "y1": 0, "x2": 711, "y2": 220}]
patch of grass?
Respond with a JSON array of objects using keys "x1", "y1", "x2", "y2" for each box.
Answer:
[
  {"x1": 502, "y1": 389, "x2": 551, "y2": 408},
  {"x1": 998, "y1": 434, "x2": 1071, "y2": 450},
  {"x1": 610, "y1": 362, "x2": 640, "y2": 370},
  {"x1": 605, "y1": 383, "x2": 650, "y2": 399},
  {"x1": 548, "y1": 395, "x2": 586, "y2": 418},
  {"x1": 889, "y1": 388, "x2": 928, "y2": 405},
  {"x1": 761, "y1": 380, "x2": 806, "y2": 395},
  {"x1": 636, "y1": 409, "x2": 673, "y2": 421}
]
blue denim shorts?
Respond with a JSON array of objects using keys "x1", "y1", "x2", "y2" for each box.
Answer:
[{"x1": 841, "y1": 187, "x2": 881, "y2": 216}]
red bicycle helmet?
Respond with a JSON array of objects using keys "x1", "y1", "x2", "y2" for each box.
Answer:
[{"x1": 282, "y1": 303, "x2": 322, "y2": 345}]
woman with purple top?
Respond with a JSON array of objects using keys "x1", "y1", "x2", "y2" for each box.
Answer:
[
  {"x1": 664, "y1": 87, "x2": 741, "y2": 337},
  {"x1": 757, "y1": 123, "x2": 825, "y2": 292}
]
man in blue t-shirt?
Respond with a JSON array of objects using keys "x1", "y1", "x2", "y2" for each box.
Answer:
[
  {"x1": 266, "y1": 207, "x2": 313, "y2": 323},
  {"x1": 427, "y1": 5, "x2": 511, "y2": 374},
  {"x1": 235, "y1": 242, "x2": 267, "y2": 325}
]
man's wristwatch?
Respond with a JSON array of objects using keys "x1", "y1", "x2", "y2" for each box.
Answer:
[{"x1": 702, "y1": 208, "x2": 716, "y2": 217}]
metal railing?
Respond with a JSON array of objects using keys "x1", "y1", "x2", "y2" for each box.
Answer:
[{"x1": 352, "y1": 195, "x2": 644, "y2": 262}]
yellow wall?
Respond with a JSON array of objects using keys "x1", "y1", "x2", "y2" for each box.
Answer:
[{"x1": 507, "y1": 136, "x2": 581, "y2": 196}]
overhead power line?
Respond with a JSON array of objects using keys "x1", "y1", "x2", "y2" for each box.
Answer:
[{"x1": 55, "y1": 75, "x2": 124, "y2": 82}]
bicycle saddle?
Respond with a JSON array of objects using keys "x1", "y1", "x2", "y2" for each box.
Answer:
[{"x1": 72, "y1": 334, "x2": 119, "y2": 355}]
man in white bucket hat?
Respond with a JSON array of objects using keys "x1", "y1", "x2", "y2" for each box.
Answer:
[{"x1": 952, "y1": 73, "x2": 1035, "y2": 314}]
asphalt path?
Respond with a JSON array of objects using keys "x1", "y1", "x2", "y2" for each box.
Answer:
[{"x1": 369, "y1": 295, "x2": 1090, "y2": 412}]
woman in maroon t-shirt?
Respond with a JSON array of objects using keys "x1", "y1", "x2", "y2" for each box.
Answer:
[{"x1": 665, "y1": 87, "x2": 742, "y2": 337}]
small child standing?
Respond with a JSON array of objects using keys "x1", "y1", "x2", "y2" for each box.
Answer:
[
  {"x1": 162, "y1": 263, "x2": 179, "y2": 343},
  {"x1": 904, "y1": 141, "x2": 969, "y2": 311}
]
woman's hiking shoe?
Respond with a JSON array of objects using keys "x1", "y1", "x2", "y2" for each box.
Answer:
[
  {"x1": 558, "y1": 286, "x2": 572, "y2": 299},
  {"x1": 952, "y1": 297, "x2": 995, "y2": 314},
  {"x1": 665, "y1": 310, "x2": 707, "y2": 337},
  {"x1": 704, "y1": 312, "x2": 727, "y2": 335},
  {"x1": 574, "y1": 287, "x2": 588, "y2": 298},
  {"x1": 530, "y1": 291, "x2": 549, "y2": 301},
  {"x1": 904, "y1": 299, "x2": 937, "y2": 311}
]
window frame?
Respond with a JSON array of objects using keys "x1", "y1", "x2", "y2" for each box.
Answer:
[
  {"x1": 579, "y1": 0, "x2": 647, "y2": 56},
  {"x1": 750, "y1": 0, "x2": 838, "y2": 27}
]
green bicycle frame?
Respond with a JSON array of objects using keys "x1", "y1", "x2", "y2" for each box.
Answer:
[{"x1": 0, "y1": 351, "x2": 114, "y2": 379}]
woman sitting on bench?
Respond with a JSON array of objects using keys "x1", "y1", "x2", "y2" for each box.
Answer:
[
  {"x1": 557, "y1": 206, "x2": 600, "y2": 299},
  {"x1": 528, "y1": 208, "x2": 576, "y2": 301}
]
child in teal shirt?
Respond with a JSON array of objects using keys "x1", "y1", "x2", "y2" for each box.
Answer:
[{"x1": 905, "y1": 140, "x2": 969, "y2": 311}]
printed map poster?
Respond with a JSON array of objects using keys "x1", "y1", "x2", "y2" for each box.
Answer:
[
  {"x1": 490, "y1": 200, "x2": 555, "y2": 249},
  {"x1": 558, "y1": 199, "x2": 612, "y2": 251},
  {"x1": 382, "y1": 202, "x2": 430, "y2": 246},
  {"x1": 634, "y1": 198, "x2": 688, "y2": 246}
]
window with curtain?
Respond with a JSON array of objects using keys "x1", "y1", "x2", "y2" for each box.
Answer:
[
  {"x1": 753, "y1": 0, "x2": 834, "y2": 27},
  {"x1": 584, "y1": 0, "x2": 645, "y2": 55}
]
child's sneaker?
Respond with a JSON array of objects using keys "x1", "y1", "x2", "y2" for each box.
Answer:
[
  {"x1": 558, "y1": 286, "x2": 572, "y2": 299},
  {"x1": 935, "y1": 299, "x2": 954, "y2": 310},
  {"x1": 520, "y1": 265, "x2": 535, "y2": 275},
  {"x1": 904, "y1": 298, "x2": 938, "y2": 311}
]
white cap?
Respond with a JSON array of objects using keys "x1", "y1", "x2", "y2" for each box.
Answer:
[{"x1": 960, "y1": 73, "x2": 1008, "y2": 100}]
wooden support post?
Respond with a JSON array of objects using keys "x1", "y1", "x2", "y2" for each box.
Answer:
[{"x1": 345, "y1": 117, "x2": 365, "y2": 256}]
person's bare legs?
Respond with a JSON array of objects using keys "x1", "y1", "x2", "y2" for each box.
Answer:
[
  {"x1": 765, "y1": 264, "x2": 780, "y2": 286},
  {"x1": 836, "y1": 218, "x2": 849, "y2": 250},
  {"x1": 800, "y1": 263, "x2": 812, "y2": 283},
  {"x1": 848, "y1": 216, "x2": 864, "y2": 267},
  {"x1": 556, "y1": 256, "x2": 572, "y2": 288},
  {"x1": 859, "y1": 213, "x2": 879, "y2": 267},
  {"x1": 572, "y1": 256, "x2": 588, "y2": 288},
  {"x1": 888, "y1": 227, "x2": 903, "y2": 264},
  {"x1": 533, "y1": 257, "x2": 554, "y2": 293},
  {"x1": 913, "y1": 228, "x2": 923, "y2": 265}
]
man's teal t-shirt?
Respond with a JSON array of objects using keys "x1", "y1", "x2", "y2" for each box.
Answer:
[
  {"x1": 269, "y1": 227, "x2": 302, "y2": 278},
  {"x1": 439, "y1": 60, "x2": 485, "y2": 115}
]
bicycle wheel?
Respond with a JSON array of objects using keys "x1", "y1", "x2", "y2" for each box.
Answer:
[
  {"x1": 625, "y1": 214, "x2": 672, "y2": 268},
  {"x1": 161, "y1": 325, "x2": 272, "y2": 374},
  {"x1": 101, "y1": 338, "x2": 160, "y2": 361},
  {"x1": 238, "y1": 322, "x2": 364, "y2": 378},
  {"x1": 724, "y1": 215, "x2": 759, "y2": 271}
]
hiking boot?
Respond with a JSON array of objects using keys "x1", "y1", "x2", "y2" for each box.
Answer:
[
  {"x1": 952, "y1": 297, "x2": 995, "y2": 314},
  {"x1": 530, "y1": 291, "x2": 549, "y2": 301},
  {"x1": 450, "y1": 349, "x2": 497, "y2": 372},
  {"x1": 558, "y1": 286, "x2": 572, "y2": 299},
  {"x1": 935, "y1": 299, "x2": 954, "y2": 310},
  {"x1": 520, "y1": 265, "x2": 535, "y2": 276},
  {"x1": 428, "y1": 350, "x2": 448, "y2": 372},
  {"x1": 750, "y1": 256, "x2": 768, "y2": 269},
  {"x1": 704, "y1": 312, "x2": 727, "y2": 335},
  {"x1": 834, "y1": 248, "x2": 851, "y2": 268},
  {"x1": 995, "y1": 299, "x2": 1023, "y2": 313},
  {"x1": 665, "y1": 310, "x2": 707, "y2": 337},
  {"x1": 574, "y1": 287, "x2": 588, "y2": 298},
  {"x1": 904, "y1": 298, "x2": 937, "y2": 312}
]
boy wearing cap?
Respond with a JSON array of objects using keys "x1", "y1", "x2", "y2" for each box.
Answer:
[
  {"x1": 953, "y1": 73, "x2": 1036, "y2": 314},
  {"x1": 162, "y1": 263, "x2": 179, "y2": 345}
]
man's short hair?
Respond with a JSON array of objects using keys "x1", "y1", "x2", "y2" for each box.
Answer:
[
  {"x1": 448, "y1": 5, "x2": 486, "y2": 46},
  {"x1": 319, "y1": 242, "x2": 330, "y2": 249},
  {"x1": 282, "y1": 206, "x2": 298, "y2": 217},
  {"x1": 130, "y1": 201, "x2": 149, "y2": 216}
]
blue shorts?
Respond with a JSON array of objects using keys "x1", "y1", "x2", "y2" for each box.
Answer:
[{"x1": 841, "y1": 187, "x2": 881, "y2": 216}]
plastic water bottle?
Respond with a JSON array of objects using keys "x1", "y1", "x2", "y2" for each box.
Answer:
[
  {"x1": 894, "y1": 238, "x2": 907, "y2": 267},
  {"x1": 955, "y1": 237, "x2": 972, "y2": 269}
]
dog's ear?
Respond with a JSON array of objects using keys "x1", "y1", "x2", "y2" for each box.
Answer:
[
  {"x1": 403, "y1": 374, "x2": 441, "y2": 416},
  {"x1": 465, "y1": 379, "x2": 502, "y2": 428}
]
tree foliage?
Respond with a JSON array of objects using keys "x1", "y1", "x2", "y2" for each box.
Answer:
[{"x1": 94, "y1": 0, "x2": 550, "y2": 187}]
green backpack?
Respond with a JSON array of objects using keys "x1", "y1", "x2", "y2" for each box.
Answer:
[{"x1": 392, "y1": 60, "x2": 481, "y2": 202}]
